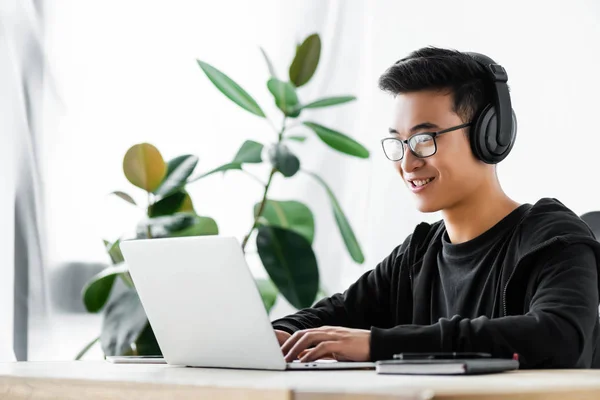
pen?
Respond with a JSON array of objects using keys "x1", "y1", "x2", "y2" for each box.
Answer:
[{"x1": 393, "y1": 352, "x2": 492, "y2": 360}]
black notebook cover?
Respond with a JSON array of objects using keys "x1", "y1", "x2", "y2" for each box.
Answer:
[{"x1": 376, "y1": 358, "x2": 519, "y2": 375}]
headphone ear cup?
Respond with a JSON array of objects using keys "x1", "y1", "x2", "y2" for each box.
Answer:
[
  {"x1": 470, "y1": 104, "x2": 494, "y2": 163},
  {"x1": 470, "y1": 106, "x2": 517, "y2": 164}
]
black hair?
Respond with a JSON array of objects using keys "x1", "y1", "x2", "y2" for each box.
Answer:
[{"x1": 378, "y1": 47, "x2": 493, "y2": 123}]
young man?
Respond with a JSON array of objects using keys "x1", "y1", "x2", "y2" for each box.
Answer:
[{"x1": 271, "y1": 47, "x2": 600, "y2": 369}]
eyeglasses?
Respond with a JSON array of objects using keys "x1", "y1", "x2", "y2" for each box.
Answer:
[{"x1": 381, "y1": 122, "x2": 472, "y2": 161}]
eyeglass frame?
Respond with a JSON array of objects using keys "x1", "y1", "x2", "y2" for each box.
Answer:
[{"x1": 380, "y1": 122, "x2": 472, "y2": 161}]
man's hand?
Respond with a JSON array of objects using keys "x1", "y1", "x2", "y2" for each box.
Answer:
[
  {"x1": 274, "y1": 329, "x2": 291, "y2": 346},
  {"x1": 280, "y1": 326, "x2": 371, "y2": 363}
]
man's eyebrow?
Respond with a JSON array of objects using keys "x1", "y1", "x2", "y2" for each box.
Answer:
[{"x1": 388, "y1": 122, "x2": 440, "y2": 136}]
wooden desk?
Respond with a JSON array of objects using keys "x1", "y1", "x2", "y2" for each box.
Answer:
[{"x1": 1, "y1": 361, "x2": 600, "y2": 400}]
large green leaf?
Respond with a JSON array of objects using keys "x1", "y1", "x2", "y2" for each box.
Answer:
[
  {"x1": 254, "y1": 200, "x2": 314, "y2": 244},
  {"x1": 101, "y1": 288, "x2": 148, "y2": 356},
  {"x1": 103, "y1": 239, "x2": 124, "y2": 265},
  {"x1": 123, "y1": 143, "x2": 167, "y2": 192},
  {"x1": 82, "y1": 264, "x2": 129, "y2": 313},
  {"x1": 169, "y1": 216, "x2": 219, "y2": 237},
  {"x1": 302, "y1": 96, "x2": 356, "y2": 109},
  {"x1": 289, "y1": 34, "x2": 321, "y2": 87},
  {"x1": 267, "y1": 78, "x2": 300, "y2": 118},
  {"x1": 148, "y1": 190, "x2": 186, "y2": 218},
  {"x1": 154, "y1": 155, "x2": 199, "y2": 198},
  {"x1": 233, "y1": 140, "x2": 263, "y2": 164},
  {"x1": 260, "y1": 47, "x2": 277, "y2": 78},
  {"x1": 136, "y1": 213, "x2": 198, "y2": 238},
  {"x1": 256, "y1": 226, "x2": 319, "y2": 309},
  {"x1": 268, "y1": 144, "x2": 300, "y2": 177},
  {"x1": 303, "y1": 122, "x2": 369, "y2": 159},
  {"x1": 177, "y1": 192, "x2": 196, "y2": 214},
  {"x1": 197, "y1": 60, "x2": 265, "y2": 118},
  {"x1": 187, "y1": 162, "x2": 242, "y2": 183},
  {"x1": 305, "y1": 172, "x2": 365, "y2": 263},
  {"x1": 256, "y1": 278, "x2": 278, "y2": 313},
  {"x1": 110, "y1": 191, "x2": 137, "y2": 206}
]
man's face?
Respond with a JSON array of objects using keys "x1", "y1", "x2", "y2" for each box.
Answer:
[{"x1": 389, "y1": 90, "x2": 492, "y2": 213}]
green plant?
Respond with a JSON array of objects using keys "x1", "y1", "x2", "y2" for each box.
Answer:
[
  {"x1": 76, "y1": 32, "x2": 369, "y2": 360},
  {"x1": 192, "y1": 33, "x2": 369, "y2": 311},
  {"x1": 77, "y1": 144, "x2": 219, "y2": 359}
]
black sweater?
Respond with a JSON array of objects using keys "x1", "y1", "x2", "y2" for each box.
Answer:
[{"x1": 272, "y1": 198, "x2": 600, "y2": 368}]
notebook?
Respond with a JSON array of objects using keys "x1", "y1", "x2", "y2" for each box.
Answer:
[{"x1": 376, "y1": 358, "x2": 519, "y2": 375}]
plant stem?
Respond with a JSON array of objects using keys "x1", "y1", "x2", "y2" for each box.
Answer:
[
  {"x1": 146, "y1": 192, "x2": 153, "y2": 239},
  {"x1": 75, "y1": 336, "x2": 100, "y2": 360},
  {"x1": 242, "y1": 167, "x2": 276, "y2": 251},
  {"x1": 241, "y1": 116, "x2": 287, "y2": 252}
]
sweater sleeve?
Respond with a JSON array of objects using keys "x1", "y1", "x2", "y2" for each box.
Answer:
[
  {"x1": 271, "y1": 235, "x2": 412, "y2": 335},
  {"x1": 370, "y1": 243, "x2": 599, "y2": 368}
]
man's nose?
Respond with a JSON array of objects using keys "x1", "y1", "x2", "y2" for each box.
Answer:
[{"x1": 400, "y1": 147, "x2": 424, "y2": 173}]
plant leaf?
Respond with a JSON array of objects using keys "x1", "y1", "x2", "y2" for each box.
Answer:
[
  {"x1": 177, "y1": 192, "x2": 195, "y2": 213},
  {"x1": 135, "y1": 323, "x2": 162, "y2": 356},
  {"x1": 82, "y1": 264, "x2": 129, "y2": 313},
  {"x1": 302, "y1": 96, "x2": 356, "y2": 109},
  {"x1": 197, "y1": 60, "x2": 265, "y2": 118},
  {"x1": 267, "y1": 78, "x2": 301, "y2": 118},
  {"x1": 75, "y1": 336, "x2": 100, "y2": 360},
  {"x1": 233, "y1": 140, "x2": 263, "y2": 164},
  {"x1": 303, "y1": 122, "x2": 369, "y2": 159},
  {"x1": 136, "y1": 213, "x2": 198, "y2": 239},
  {"x1": 121, "y1": 272, "x2": 134, "y2": 288},
  {"x1": 260, "y1": 47, "x2": 277, "y2": 78},
  {"x1": 187, "y1": 162, "x2": 242, "y2": 183},
  {"x1": 168, "y1": 216, "x2": 219, "y2": 237},
  {"x1": 154, "y1": 155, "x2": 199, "y2": 198},
  {"x1": 123, "y1": 143, "x2": 167, "y2": 192},
  {"x1": 256, "y1": 278, "x2": 278, "y2": 313},
  {"x1": 103, "y1": 239, "x2": 124, "y2": 265},
  {"x1": 305, "y1": 171, "x2": 365, "y2": 263},
  {"x1": 289, "y1": 34, "x2": 321, "y2": 87},
  {"x1": 148, "y1": 190, "x2": 186, "y2": 218},
  {"x1": 110, "y1": 191, "x2": 137, "y2": 206},
  {"x1": 256, "y1": 226, "x2": 319, "y2": 309},
  {"x1": 268, "y1": 143, "x2": 300, "y2": 177},
  {"x1": 254, "y1": 200, "x2": 315, "y2": 244},
  {"x1": 101, "y1": 288, "x2": 148, "y2": 356},
  {"x1": 286, "y1": 135, "x2": 307, "y2": 142}
]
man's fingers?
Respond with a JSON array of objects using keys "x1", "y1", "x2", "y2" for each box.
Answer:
[
  {"x1": 284, "y1": 332, "x2": 336, "y2": 362},
  {"x1": 299, "y1": 341, "x2": 340, "y2": 363},
  {"x1": 280, "y1": 330, "x2": 305, "y2": 354},
  {"x1": 275, "y1": 330, "x2": 291, "y2": 346}
]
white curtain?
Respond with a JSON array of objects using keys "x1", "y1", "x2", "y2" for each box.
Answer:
[
  {"x1": 0, "y1": 27, "x2": 16, "y2": 360},
  {"x1": 37, "y1": 0, "x2": 600, "y2": 359},
  {"x1": 0, "y1": 0, "x2": 48, "y2": 363}
]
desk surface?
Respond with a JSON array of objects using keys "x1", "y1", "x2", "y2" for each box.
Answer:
[{"x1": 2, "y1": 361, "x2": 600, "y2": 400}]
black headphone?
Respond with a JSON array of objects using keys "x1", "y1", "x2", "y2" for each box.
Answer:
[{"x1": 464, "y1": 52, "x2": 517, "y2": 164}]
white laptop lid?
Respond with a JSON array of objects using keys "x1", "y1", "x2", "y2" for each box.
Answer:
[{"x1": 120, "y1": 236, "x2": 287, "y2": 370}]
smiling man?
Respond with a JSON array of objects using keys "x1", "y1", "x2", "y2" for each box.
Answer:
[{"x1": 271, "y1": 47, "x2": 600, "y2": 369}]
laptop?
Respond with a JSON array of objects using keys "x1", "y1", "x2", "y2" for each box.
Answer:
[{"x1": 120, "y1": 235, "x2": 375, "y2": 371}]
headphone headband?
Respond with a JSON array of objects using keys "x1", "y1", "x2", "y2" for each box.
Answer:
[{"x1": 464, "y1": 52, "x2": 514, "y2": 148}]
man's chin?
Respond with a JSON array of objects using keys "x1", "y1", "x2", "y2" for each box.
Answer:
[{"x1": 415, "y1": 200, "x2": 443, "y2": 213}]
